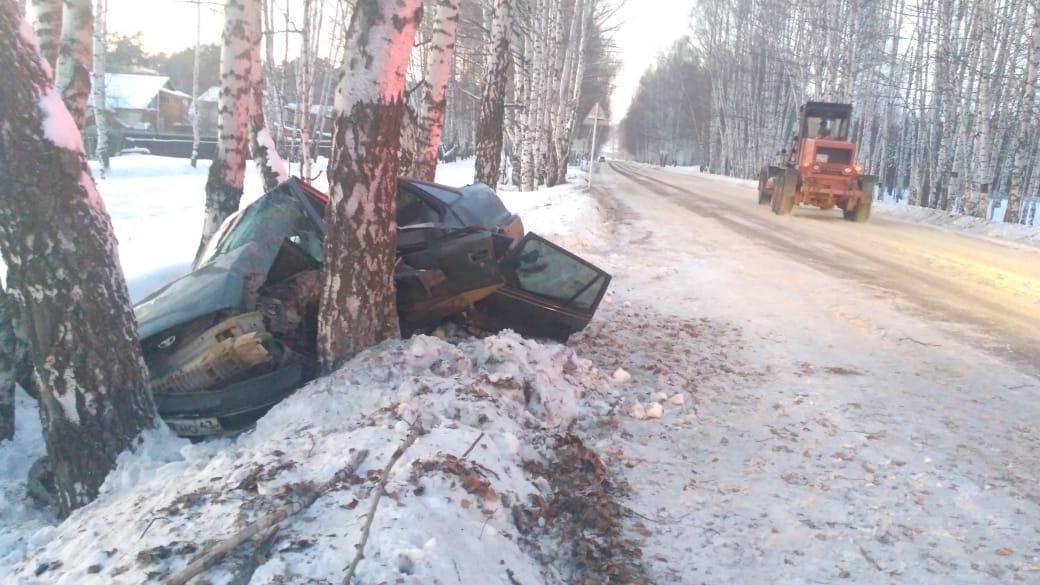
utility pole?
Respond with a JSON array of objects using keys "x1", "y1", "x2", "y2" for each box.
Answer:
[{"x1": 588, "y1": 103, "x2": 606, "y2": 189}]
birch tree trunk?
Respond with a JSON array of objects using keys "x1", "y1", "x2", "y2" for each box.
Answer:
[
  {"x1": 54, "y1": 0, "x2": 91, "y2": 129},
  {"x1": 317, "y1": 0, "x2": 423, "y2": 372},
  {"x1": 91, "y1": 0, "x2": 108, "y2": 174},
  {"x1": 1006, "y1": 5, "x2": 1040, "y2": 223},
  {"x1": 0, "y1": 283, "x2": 24, "y2": 441},
  {"x1": 197, "y1": 0, "x2": 254, "y2": 258},
  {"x1": 190, "y1": 0, "x2": 201, "y2": 167},
  {"x1": 474, "y1": 0, "x2": 512, "y2": 187},
  {"x1": 412, "y1": 0, "x2": 461, "y2": 181},
  {"x1": 246, "y1": 0, "x2": 287, "y2": 191},
  {"x1": 297, "y1": 0, "x2": 314, "y2": 180},
  {"x1": 31, "y1": 0, "x2": 61, "y2": 70},
  {"x1": 0, "y1": 3, "x2": 157, "y2": 514}
]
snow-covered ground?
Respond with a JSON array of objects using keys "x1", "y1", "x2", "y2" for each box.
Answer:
[
  {"x1": 6, "y1": 154, "x2": 1037, "y2": 584},
  {"x1": 0, "y1": 156, "x2": 632, "y2": 584},
  {"x1": 629, "y1": 162, "x2": 1040, "y2": 248}
]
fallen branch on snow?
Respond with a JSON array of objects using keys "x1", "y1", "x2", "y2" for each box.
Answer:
[
  {"x1": 343, "y1": 424, "x2": 423, "y2": 584},
  {"x1": 165, "y1": 449, "x2": 370, "y2": 585}
]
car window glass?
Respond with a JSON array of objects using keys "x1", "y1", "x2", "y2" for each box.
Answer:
[
  {"x1": 416, "y1": 183, "x2": 462, "y2": 206},
  {"x1": 197, "y1": 193, "x2": 323, "y2": 266},
  {"x1": 397, "y1": 188, "x2": 440, "y2": 227},
  {"x1": 806, "y1": 116, "x2": 849, "y2": 140},
  {"x1": 507, "y1": 237, "x2": 606, "y2": 311}
]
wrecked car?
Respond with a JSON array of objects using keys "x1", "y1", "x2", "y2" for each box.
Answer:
[{"x1": 134, "y1": 178, "x2": 611, "y2": 437}]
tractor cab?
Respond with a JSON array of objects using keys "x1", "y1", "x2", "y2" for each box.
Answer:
[
  {"x1": 801, "y1": 102, "x2": 851, "y2": 141},
  {"x1": 787, "y1": 102, "x2": 853, "y2": 165}
]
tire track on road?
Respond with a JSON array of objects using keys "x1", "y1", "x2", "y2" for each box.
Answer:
[{"x1": 608, "y1": 161, "x2": 1040, "y2": 376}]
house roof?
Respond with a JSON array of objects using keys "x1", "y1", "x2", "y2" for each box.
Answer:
[
  {"x1": 197, "y1": 86, "x2": 220, "y2": 103},
  {"x1": 89, "y1": 73, "x2": 173, "y2": 110}
]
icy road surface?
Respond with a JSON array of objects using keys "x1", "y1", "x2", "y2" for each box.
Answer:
[{"x1": 580, "y1": 162, "x2": 1040, "y2": 583}]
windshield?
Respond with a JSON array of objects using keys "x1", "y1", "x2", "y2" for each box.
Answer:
[
  {"x1": 806, "y1": 115, "x2": 849, "y2": 140},
  {"x1": 196, "y1": 192, "x2": 323, "y2": 268}
]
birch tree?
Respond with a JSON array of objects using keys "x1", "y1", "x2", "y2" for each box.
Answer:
[
  {"x1": 91, "y1": 0, "x2": 108, "y2": 174},
  {"x1": 474, "y1": 0, "x2": 512, "y2": 187},
  {"x1": 621, "y1": 0, "x2": 1040, "y2": 225},
  {"x1": 1006, "y1": 3, "x2": 1040, "y2": 223},
  {"x1": 31, "y1": 0, "x2": 61, "y2": 69},
  {"x1": 411, "y1": 0, "x2": 461, "y2": 181},
  {"x1": 0, "y1": 2, "x2": 157, "y2": 514},
  {"x1": 197, "y1": 0, "x2": 254, "y2": 257},
  {"x1": 54, "y1": 0, "x2": 92, "y2": 129},
  {"x1": 247, "y1": 0, "x2": 287, "y2": 191},
  {"x1": 296, "y1": 0, "x2": 315, "y2": 180},
  {"x1": 190, "y1": 0, "x2": 201, "y2": 167},
  {"x1": 317, "y1": 0, "x2": 423, "y2": 371}
]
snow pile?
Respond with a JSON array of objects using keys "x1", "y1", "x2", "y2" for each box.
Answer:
[
  {"x1": 3, "y1": 332, "x2": 627, "y2": 584},
  {"x1": 874, "y1": 200, "x2": 1040, "y2": 248},
  {"x1": 499, "y1": 183, "x2": 609, "y2": 256}
]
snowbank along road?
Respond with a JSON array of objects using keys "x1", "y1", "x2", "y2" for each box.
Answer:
[{"x1": 576, "y1": 162, "x2": 1040, "y2": 582}]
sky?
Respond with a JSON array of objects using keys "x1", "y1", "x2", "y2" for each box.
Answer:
[
  {"x1": 31, "y1": 0, "x2": 693, "y2": 121},
  {"x1": 607, "y1": 1, "x2": 693, "y2": 121}
]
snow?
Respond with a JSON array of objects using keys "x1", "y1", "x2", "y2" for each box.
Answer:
[
  {"x1": 37, "y1": 88, "x2": 85, "y2": 152},
  {"x1": 87, "y1": 73, "x2": 172, "y2": 110},
  {"x1": 1, "y1": 332, "x2": 615, "y2": 584},
  {"x1": 254, "y1": 127, "x2": 289, "y2": 184},
  {"x1": 874, "y1": 199, "x2": 1040, "y2": 249},
  {"x1": 196, "y1": 85, "x2": 220, "y2": 103},
  {"x1": 644, "y1": 162, "x2": 1040, "y2": 247},
  {"x1": 0, "y1": 155, "x2": 623, "y2": 583},
  {"x1": 5, "y1": 150, "x2": 1037, "y2": 582},
  {"x1": 587, "y1": 164, "x2": 1040, "y2": 583},
  {"x1": 0, "y1": 389, "x2": 52, "y2": 571}
]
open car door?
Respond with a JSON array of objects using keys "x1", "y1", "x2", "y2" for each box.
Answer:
[{"x1": 470, "y1": 234, "x2": 611, "y2": 341}]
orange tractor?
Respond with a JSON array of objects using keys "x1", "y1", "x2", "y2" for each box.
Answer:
[{"x1": 758, "y1": 102, "x2": 876, "y2": 222}]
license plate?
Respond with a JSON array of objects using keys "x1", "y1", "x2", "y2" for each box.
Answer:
[{"x1": 165, "y1": 417, "x2": 223, "y2": 436}]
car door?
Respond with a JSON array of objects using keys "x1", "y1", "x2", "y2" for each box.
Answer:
[{"x1": 472, "y1": 234, "x2": 611, "y2": 341}]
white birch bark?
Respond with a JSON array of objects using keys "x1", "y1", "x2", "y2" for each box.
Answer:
[
  {"x1": 54, "y1": 0, "x2": 92, "y2": 129},
  {"x1": 317, "y1": 0, "x2": 423, "y2": 371},
  {"x1": 474, "y1": 0, "x2": 513, "y2": 187},
  {"x1": 190, "y1": 0, "x2": 201, "y2": 167},
  {"x1": 31, "y1": 0, "x2": 61, "y2": 71},
  {"x1": 412, "y1": 0, "x2": 461, "y2": 182},
  {"x1": 197, "y1": 0, "x2": 254, "y2": 257},
  {"x1": 90, "y1": 0, "x2": 108, "y2": 174},
  {"x1": 297, "y1": 0, "x2": 314, "y2": 180},
  {"x1": 0, "y1": 3, "x2": 157, "y2": 514},
  {"x1": 246, "y1": 0, "x2": 287, "y2": 191},
  {"x1": 1006, "y1": 4, "x2": 1040, "y2": 223}
]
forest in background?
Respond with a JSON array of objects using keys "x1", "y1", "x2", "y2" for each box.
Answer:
[
  {"x1": 90, "y1": 0, "x2": 620, "y2": 188},
  {"x1": 622, "y1": 0, "x2": 1040, "y2": 225}
]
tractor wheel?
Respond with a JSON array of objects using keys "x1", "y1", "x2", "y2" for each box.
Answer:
[
  {"x1": 771, "y1": 170, "x2": 797, "y2": 216},
  {"x1": 844, "y1": 176, "x2": 876, "y2": 222},
  {"x1": 757, "y1": 169, "x2": 771, "y2": 204}
]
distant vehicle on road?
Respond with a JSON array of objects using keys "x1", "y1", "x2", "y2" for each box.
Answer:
[
  {"x1": 598, "y1": 155, "x2": 606, "y2": 162},
  {"x1": 758, "y1": 102, "x2": 875, "y2": 222}
]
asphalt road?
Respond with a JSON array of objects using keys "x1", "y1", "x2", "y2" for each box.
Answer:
[{"x1": 607, "y1": 161, "x2": 1040, "y2": 377}]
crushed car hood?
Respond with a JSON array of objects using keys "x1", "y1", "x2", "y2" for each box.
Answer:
[{"x1": 134, "y1": 241, "x2": 281, "y2": 341}]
